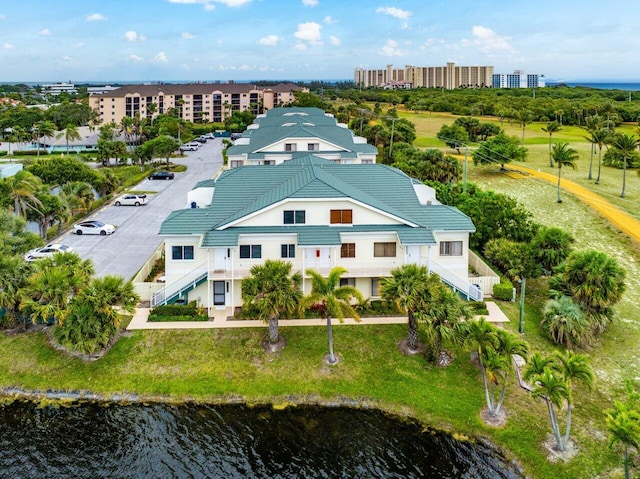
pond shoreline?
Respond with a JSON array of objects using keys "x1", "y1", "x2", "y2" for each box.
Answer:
[{"x1": 0, "y1": 386, "x2": 526, "y2": 477}]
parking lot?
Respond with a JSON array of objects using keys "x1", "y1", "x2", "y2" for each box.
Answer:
[{"x1": 57, "y1": 138, "x2": 224, "y2": 279}]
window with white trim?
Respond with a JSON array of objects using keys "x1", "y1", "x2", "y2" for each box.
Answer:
[
  {"x1": 240, "y1": 245, "x2": 262, "y2": 259},
  {"x1": 172, "y1": 245, "x2": 194, "y2": 260},
  {"x1": 340, "y1": 243, "x2": 356, "y2": 258},
  {"x1": 307, "y1": 143, "x2": 319, "y2": 151},
  {"x1": 340, "y1": 278, "x2": 356, "y2": 287},
  {"x1": 439, "y1": 241, "x2": 463, "y2": 256},
  {"x1": 281, "y1": 244, "x2": 296, "y2": 258},
  {"x1": 373, "y1": 242, "x2": 396, "y2": 257},
  {"x1": 285, "y1": 143, "x2": 297, "y2": 152},
  {"x1": 284, "y1": 210, "x2": 306, "y2": 224}
]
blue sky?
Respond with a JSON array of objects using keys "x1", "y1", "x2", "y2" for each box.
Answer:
[{"x1": 1, "y1": 0, "x2": 639, "y2": 83}]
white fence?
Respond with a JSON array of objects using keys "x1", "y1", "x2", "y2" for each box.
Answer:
[{"x1": 133, "y1": 242, "x2": 165, "y2": 301}]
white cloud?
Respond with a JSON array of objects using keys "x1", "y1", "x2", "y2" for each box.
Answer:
[
  {"x1": 60, "y1": 56, "x2": 75, "y2": 63},
  {"x1": 376, "y1": 6, "x2": 412, "y2": 20},
  {"x1": 124, "y1": 31, "x2": 146, "y2": 42},
  {"x1": 379, "y1": 39, "x2": 405, "y2": 57},
  {"x1": 329, "y1": 35, "x2": 341, "y2": 46},
  {"x1": 129, "y1": 54, "x2": 144, "y2": 62},
  {"x1": 324, "y1": 16, "x2": 336, "y2": 24},
  {"x1": 86, "y1": 13, "x2": 106, "y2": 22},
  {"x1": 302, "y1": 0, "x2": 318, "y2": 6},
  {"x1": 3, "y1": 43, "x2": 14, "y2": 50},
  {"x1": 258, "y1": 35, "x2": 280, "y2": 46},
  {"x1": 38, "y1": 28, "x2": 51, "y2": 36},
  {"x1": 182, "y1": 32, "x2": 195, "y2": 39},
  {"x1": 153, "y1": 51, "x2": 168, "y2": 63},
  {"x1": 165, "y1": 0, "x2": 252, "y2": 9},
  {"x1": 294, "y1": 22, "x2": 322, "y2": 46},
  {"x1": 294, "y1": 43, "x2": 307, "y2": 51},
  {"x1": 461, "y1": 25, "x2": 514, "y2": 53}
]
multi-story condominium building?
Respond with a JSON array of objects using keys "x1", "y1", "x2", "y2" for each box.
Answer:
[
  {"x1": 88, "y1": 82, "x2": 306, "y2": 126},
  {"x1": 354, "y1": 63, "x2": 494, "y2": 89},
  {"x1": 225, "y1": 107, "x2": 378, "y2": 168},
  {"x1": 154, "y1": 155, "x2": 480, "y2": 316},
  {"x1": 492, "y1": 71, "x2": 545, "y2": 89}
]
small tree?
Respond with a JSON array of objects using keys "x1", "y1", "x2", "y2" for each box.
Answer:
[
  {"x1": 542, "y1": 121, "x2": 562, "y2": 167},
  {"x1": 241, "y1": 260, "x2": 302, "y2": 351},
  {"x1": 437, "y1": 124, "x2": 469, "y2": 154},
  {"x1": 301, "y1": 267, "x2": 363, "y2": 364},
  {"x1": 472, "y1": 133, "x2": 527, "y2": 170},
  {"x1": 605, "y1": 382, "x2": 640, "y2": 479},
  {"x1": 551, "y1": 142, "x2": 579, "y2": 203}
]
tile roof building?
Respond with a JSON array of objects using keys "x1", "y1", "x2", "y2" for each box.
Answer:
[
  {"x1": 226, "y1": 107, "x2": 378, "y2": 167},
  {"x1": 155, "y1": 156, "x2": 480, "y2": 316}
]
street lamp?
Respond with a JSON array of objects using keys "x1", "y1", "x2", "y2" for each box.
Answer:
[
  {"x1": 385, "y1": 116, "x2": 397, "y2": 163},
  {"x1": 518, "y1": 277, "x2": 526, "y2": 334}
]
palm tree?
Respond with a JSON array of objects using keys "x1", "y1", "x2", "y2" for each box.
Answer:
[
  {"x1": 583, "y1": 115, "x2": 603, "y2": 180},
  {"x1": 540, "y1": 296, "x2": 590, "y2": 349},
  {"x1": 612, "y1": 132, "x2": 640, "y2": 198},
  {"x1": 419, "y1": 282, "x2": 470, "y2": 364},
  {"x1": 147, "y1": 102, "x2": 158, "y2": 126},
  {"x1": 4, "y1": 171, "x2": 43, "y2": 217},
  {"x1": 301, "y1": 267, "x2": 363, "y2": 364},
  {"x1": 241, "y1": 260, "x2": 302, "y2": 350},
  {"x1": 381, "y1": 264, "x2": 438, "y2": 353},
  {"x1": 605, "y1": 401, "x2": 640, "y2": 479},
  {"x1": 33, "y1": 120, "x2": 55, "y2": 158},
  {"x1": 463, "y1": 319, "x2": 528, "y2": 419},
  {"x1": 61, "y1": 181, "x2": 95, "y2": 215},
  {"x1": 524, "y1": 351, "x2": 594, "y2": 452},
  {"x1": 542, "y1": 121, "x2": 561, "y2": 167},
  {"x1": 551, "y1": 142, "x2": 579, "y2": 203},
  {"x1": 591, "y1": 128, "x2": 610, "y2": 185},
  {"x1": 56, "y1": 124, "x2": 81, "y2": 154},
  {"x1": 0, "y1": 256, "x2": 33, "y2": 327}
]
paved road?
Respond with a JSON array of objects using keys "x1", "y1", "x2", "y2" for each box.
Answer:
[{"x1": 58, "y1": 138, "x2": 224, "y2": 279}]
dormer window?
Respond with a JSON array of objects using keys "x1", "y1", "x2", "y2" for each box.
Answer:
[
  {"x1": 285, "y1": 143, "x2": 297, "y2": 152},
  {"x1": 284, "y1": 210, "x2": 306, "y2": 224},
  {"x1": 330, "y1": 209, "x2": 352, "y2": 224}
]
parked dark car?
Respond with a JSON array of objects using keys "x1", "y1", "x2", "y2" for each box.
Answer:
[{"x1": 148, "y1": 171, "x2": 175, "y2": 180}]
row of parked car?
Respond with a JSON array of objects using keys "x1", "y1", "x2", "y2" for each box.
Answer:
[{"x1": 179, "y1": 132, "x2": 214, "y2": 152}]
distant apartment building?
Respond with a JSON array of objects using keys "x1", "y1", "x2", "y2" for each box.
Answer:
[
  {"x1": 492, "y1": 71, "x2": 545, "y2": 89},
  {"x1": 354, "y1": 63, "x2": 494, "y2": 90},
  {"x1": 89, "y1": 82, "x2": 306, "y2": 126}
]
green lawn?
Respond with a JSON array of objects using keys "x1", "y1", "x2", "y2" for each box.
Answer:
[{"x1": 1, "y1": 110, "x2": 639, "y2": 478}]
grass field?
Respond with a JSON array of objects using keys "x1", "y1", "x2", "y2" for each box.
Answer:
[{"x1": 1, "y1": 110, "x2": 639, "y2": 478}]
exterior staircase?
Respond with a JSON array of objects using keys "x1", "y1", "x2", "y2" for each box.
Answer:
[
  {"x1": 430, "y1": 259, "x2": 483, "y2": 301},
  {"x1": 151, "y1": 266, "x2": 208, "y2": 307}
]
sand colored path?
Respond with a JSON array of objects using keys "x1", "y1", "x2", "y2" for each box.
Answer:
[{"x1": 505, "y1": 164, "x2": 640, "y2": 244}]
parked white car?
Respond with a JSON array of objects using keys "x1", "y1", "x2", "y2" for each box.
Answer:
[
  {"x1": 115, "y1": 194, "x2": 147, "y2": 206},
  {"x1": 24, "y1": 243, "x2": 74, "y2": 262},
  {"x1": 73, "y1": 220, "x2": 115, "y2": 236},
  {"x1": 179, "y1": 144, "x2": 198, "y2": 152}
]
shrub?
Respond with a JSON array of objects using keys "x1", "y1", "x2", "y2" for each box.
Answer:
[
  {"x1": 0, "y1": 150, "x2": 7, "y2": 156},
  {"x1": 150, "y1": 301, "x2": 198, "y2": 318},
  {"x1": 468, "y1": 301, "x2": 489, "y2": 315},
  {"x1": 492, "y1": 279, "x2": 514, "y2": 301}
]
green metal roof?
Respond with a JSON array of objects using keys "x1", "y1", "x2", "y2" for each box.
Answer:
[{"x1": 160, "y1": 155, "x2": 475, "y2": 244}]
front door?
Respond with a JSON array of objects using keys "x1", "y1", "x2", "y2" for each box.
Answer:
[{"x1": 213, "y1": 281, "x2": 225, "y2": 306}]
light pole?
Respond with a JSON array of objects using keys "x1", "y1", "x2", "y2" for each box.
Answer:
[
  {"x1": 518, "y1": 277, "x2": 526, "y2": 334},
  {"x1": 385, "y1": 116, "x2": 397, "y2": 163}
]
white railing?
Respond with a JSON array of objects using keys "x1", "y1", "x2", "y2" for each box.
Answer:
[
  {"x1": 151, "y1": 264, "x2": 208, "y2": 307},
  {"x1": 430, "y1": 258, "x2": 483, "y2": 301}
]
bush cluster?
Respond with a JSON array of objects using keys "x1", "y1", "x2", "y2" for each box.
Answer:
[{"x1": 493, "y1": 279, "x2": 514, "y2": 301}]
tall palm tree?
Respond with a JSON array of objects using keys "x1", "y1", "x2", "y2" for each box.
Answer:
[
  {"x1": 583, "y1": 115, "x2": 603, "y2": 180},
  {"x1": 34, "y1": 120, "x2": 55, "y2": 158},
  {"x1": 524, "y1": 351, "x2": 594, "y2": 452},
  {"x1": 5, "y1": 170, "x2": 43, "y2": 217},
  {"x1": 0, "y1": 256, "x2": 33, "y2": 327},
  {"x1": 381, "y1": 264, "x2": 438, "y2": 353},
  {"x1": 612, "y1": 132, "x2": 640, "y2": 198},
  {"x1": 57, "y1": 124, "x2": 81, "y2": 154},
  {"x1": 301, "y1": 267, "x2": 363, "y2": 364},
  {"x1": 147, "y1": 102, "x2": 158, "y2": 126},
  {"x1": 241, "y1": 260, "x2": 302, "y2": 350},
  {"x1": 551, "y1": 142, "x2": 579, "y2": 203},
  {"x1": 605, "y1": 401, "x2": 640, "y2": 479},
  {"x1": 542, "y1": 121, "x2": 561, "y2": 167},
  {"x1": 517, "y1": 109, "x2": 534, "y2": 148}
]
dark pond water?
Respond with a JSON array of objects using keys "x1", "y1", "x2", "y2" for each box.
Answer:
[{"x1": 0, "y1": 401, "x2": 522, "y2": 478}]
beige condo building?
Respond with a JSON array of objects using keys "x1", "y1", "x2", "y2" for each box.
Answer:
[
  {"x1": 354, "y1": 63, "x2": 494, "y2": 90},
  {"x1": 89, "y1": 82, "x2": 306, "y2": 126}
]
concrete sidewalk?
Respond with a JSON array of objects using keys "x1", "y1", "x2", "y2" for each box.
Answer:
[{"x1": 127, "y1": 301, "x2": 510, "y2": 330}]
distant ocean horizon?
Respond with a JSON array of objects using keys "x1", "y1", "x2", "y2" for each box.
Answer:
[{"x1": 547, "y1": 81, "x2": 640, "y2": 91}]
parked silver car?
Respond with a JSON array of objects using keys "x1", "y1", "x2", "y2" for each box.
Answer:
[
  {"x1": 115, "y1": 194, "x2": 147, "y2": 206},
  {"x1": 24, "y1": 243, "x2": 73, "y2": 262}
]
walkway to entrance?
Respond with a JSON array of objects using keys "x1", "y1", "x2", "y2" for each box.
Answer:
[{"x1": 127, "y1": 301, "x2": 510, "y2": 330}]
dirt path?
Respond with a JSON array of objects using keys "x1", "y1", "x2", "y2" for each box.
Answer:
[{"x1": 504, "y1": 164, "x2": 640, "y2": 244}]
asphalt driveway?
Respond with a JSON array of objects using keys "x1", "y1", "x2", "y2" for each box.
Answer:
[{"x1": 58, "y1": 138, "x2": 224, "y2": 279}]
